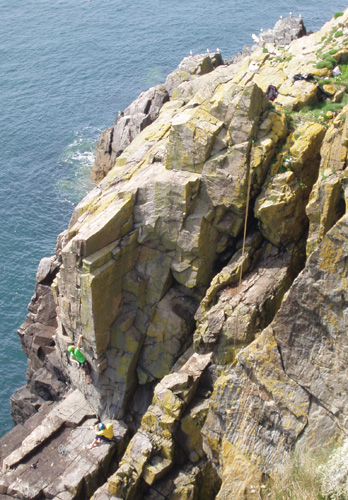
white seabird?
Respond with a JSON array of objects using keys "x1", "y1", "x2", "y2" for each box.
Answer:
[
  {"x1": 251, "y1": 33, "x2": 259, "y2": 43},
  {"x1": 249, "y1": 61, "x2": 259, "y2": 72}
]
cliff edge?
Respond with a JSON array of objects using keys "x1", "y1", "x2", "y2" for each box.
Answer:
[{"x1": 3, "y1": 11, "x2": 348, "y2": 500}]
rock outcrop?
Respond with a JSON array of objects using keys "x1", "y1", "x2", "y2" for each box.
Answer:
[
  {"x1": 11, "y1": 256, "x2": 68, "y2": 424},
  {"x1": 258, "y1": 15, "x2": 307, "y2": 46},
  {"x1": 0, "y1": 390, "x2": 128, "y2": 500},
  {"x1": 91, "y1": 53, "x2": 223, "y2": 183},
  {"x1": 7, "y1": 10, "x2": 348, "y2": 500}
]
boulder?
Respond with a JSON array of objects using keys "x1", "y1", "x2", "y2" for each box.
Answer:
[
  {"x1": 12, "y1": 255, "x2": 66, "y2": 422},
  {"x1": 255, "y1": 121, "x2": 326, "y2": 248},
  {"x1": 92, "y1": 85, "x2": 169, "y2": 183},
  {"x1": 164, "y1": 53, "x2": 223, "y2": 97}
]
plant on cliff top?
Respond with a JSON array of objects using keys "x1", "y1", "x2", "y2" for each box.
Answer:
[
  {"x1": 318, "y1": 438, "x2": 348, "y2": 499},
  {"x1": 334, "y1": 62, "x2": 348, "y2": 90},
  {"x1": 265, "y1": 449, "x2": 330, "y2": 500},
  {"x1": 334, "y1": 12, "x2": 344, "y2": 19},
  {"x1": 298, "y1": 100, "x2": 345, "y2": 125}
]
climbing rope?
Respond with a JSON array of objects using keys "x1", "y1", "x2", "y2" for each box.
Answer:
[
  {"x1": 235, "y1": 162, "x2": 253, "y2": 355},
  {"x1": 239, "y1": 162, "x2": 253, "y2": 285}
]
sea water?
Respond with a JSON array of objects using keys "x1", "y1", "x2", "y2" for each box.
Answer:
[{"x1": 1, "y1": 0, "x2": 347, "y2": 437}]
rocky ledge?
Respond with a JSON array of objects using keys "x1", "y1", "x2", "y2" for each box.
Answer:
[{"x1": 4, "y1": 10, "x2": 348, "y2": 500}]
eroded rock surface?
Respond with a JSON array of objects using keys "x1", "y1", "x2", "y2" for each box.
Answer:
[
  {"x1": 202, "y1": 214, "x2": 348, "y2": 496},
  {"x1": 0, "y1": 390, "x2": 128, "y2": 500},
  {"x1": 91, "y1": 52, "x2": 223, "y2": 183},
  {"x1": 11, "y1": 256, "x2": 67, "y2": 424},
  {"x1": 9, "y1": 10, "x2": 348, "y2": 500},
  {"x1": 53, "y1": 79, "x2": 272, "y2": 421}
]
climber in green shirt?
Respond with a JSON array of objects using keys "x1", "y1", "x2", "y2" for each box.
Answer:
[{"x1": 68, "y1": 335, "x2": 91, "y2": 384}]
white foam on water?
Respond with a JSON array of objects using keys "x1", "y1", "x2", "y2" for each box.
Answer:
[{"x1": 56, "y1": 127, "x2": 98, "y2": 205}]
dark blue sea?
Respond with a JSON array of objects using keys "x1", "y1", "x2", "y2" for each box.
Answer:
[{"x1": 1, "y1": 0, "x2": 347, "y2": 436}]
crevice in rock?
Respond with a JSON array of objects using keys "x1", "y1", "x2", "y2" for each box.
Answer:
[
  {"x1": 107, "y1": 124, "x2": 114, "y2": 157},
  {"x1": 276, "y1": 339, "x2": 348, "y2": 436}
]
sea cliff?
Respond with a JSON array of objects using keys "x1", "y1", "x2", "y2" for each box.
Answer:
[{"x1": 2, "y1": 11, "x2": 348, "y2": 499}]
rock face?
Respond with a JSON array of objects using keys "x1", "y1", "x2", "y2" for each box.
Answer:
[
  {"x1": 0, "y1": 390, "x2": 128, "y2": 500},
  {"x1": 258, "y1": 15, "x2": 306, "y2": 46},
  {"x1": 91, "y1": 52, "x2": 223, "y2": 183},
  {"x1": 202, "y1": 213, "x2": 348, "y2": 497},
  {"x1": 9, "y1": 10, "x2": 348, "y2": 500},
  {"x1": 11, "y1": 256, "x2": 68, "y2": 424},
  {"x1": 54, "y1": 78, "x2": 272, "y2": 422}
]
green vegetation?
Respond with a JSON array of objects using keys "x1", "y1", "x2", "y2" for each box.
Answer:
[
  {"x1": 262, "y1": 440, "x2": 348, "y2": 499},
  {"x1": 333, "y1": 11, "x2": 344, "y2": 19},
  {"x1": 317, "y1": 78, "x2": 333, "y2": 86},
  {"x1": 281, "y1": 58, "x2": 348, "y2": 128},
  {"x1": 334, "y1": 30, "x2": 344, "y2": 38},
  {"x1": 263, "y1": 47, "x2": 269, "y2": 53},
  {"x1": 315, "y1": 53, "x2": 337, "y2": 70},
  {"x1": 264, "y1": 449, "x2": 332, "y2": 500},
  {"x1": 316, "y1": 60, "x2": 333, "y2": 70},
  {"x1": 321, "y1": 53, "x2": 337, "y2": 64},
  {"x1": 300, "y1": 100, "x2": 346, "y2": 122},
  {"x1": 332, "y1": 62, "x2": 348, "y2": 90}
]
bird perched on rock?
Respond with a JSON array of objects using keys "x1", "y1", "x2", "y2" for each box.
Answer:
[
  {"x1": 206, "y1": 48, "x2": 210, "y2": 54},
  {"x1": 249, "y1": 61, "x2": 259, "y2": 72},
  {"x1": 190, "y1": 50, "x2": 193, "y2": 56},
  {"x1": 251, "y1": 33, "x2": 259, "y2": 43},
  {"x1": 216, "y1": 48, "x2": 221, "y2": 53}
]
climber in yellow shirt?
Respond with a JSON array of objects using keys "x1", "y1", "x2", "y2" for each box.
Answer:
[{"x1": 87, "y1": 422, "x2": 114, "y2": 449}]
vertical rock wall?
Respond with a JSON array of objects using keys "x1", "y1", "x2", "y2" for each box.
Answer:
[
  {"x1": 53, "y1": 80, "x2": 272, "y2": 419},
  {"x1": 9, "y1": 11, "x2": 348, "y2": 500}
]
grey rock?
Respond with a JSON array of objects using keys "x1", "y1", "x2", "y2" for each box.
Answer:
[
  {"x1": 164, "y1": 52, "x2": 223, "y2": 97},
  {"x1": 36, "y1": 256, "x2": 59, "y2": 285},
  {"x1": 1, "y1": 390, "x2": 127, "y2": 500},
  {"x1": 92, "y1": 85, "x2": 169, "y2": 182},
  {"x1": 91, "y1": 53, "x2": 224, "y2": 183},
  {"x1": 10, "y1": 385, "x2": 47, "y2": 425},
  {"x1": 259, "y1": 15, "x2": 306, "y2": 46}
]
